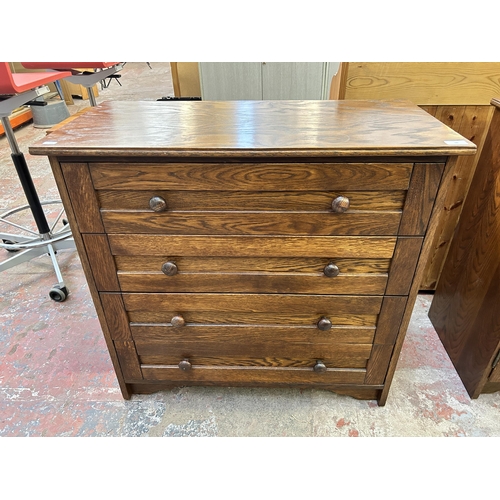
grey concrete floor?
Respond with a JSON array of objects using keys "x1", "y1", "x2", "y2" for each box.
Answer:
[{"x1": 1, "y1": 63, "x2": 499, "y2": 438}]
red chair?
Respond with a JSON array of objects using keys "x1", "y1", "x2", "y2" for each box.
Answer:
[
  {"x1": 21, "y1": 63, "x2": 123, "y2": 106},
  {"x1": 0, "y1": 62, "x2": 74, "y2": 301}
]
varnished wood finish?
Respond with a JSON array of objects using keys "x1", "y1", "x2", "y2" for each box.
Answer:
[
  {"x1": 108, "y1": 235, "x2": 397, "y2": 258},
  {"x1": 31, "y1": 100, "x2": 474, "y2": 403},
  {"x1": 82, "y1": 234, "x2": 120, "y2": 291},
  {"x1": 97, "y1": 189, "x2": 407, "y2": 212},
  {"x1": 114, "y1": 256, "x2": 391, "y2": 275},
  {"x1": 399, "y1": 163, "x2": 444, "y2": 235},
  {"x1": 429, "y1": 99, "x2": 500, "y2": 398},
  {"x1": 60, "y1": 162, "x2": 104, "y2": 233},
  {"x1": 116, "y1": 272, "x2": 388, "y2": 295},
  {"x1": 90, "y1": 162, "x2": 413, "y2": 191},
  {"x1": 101, "y1": 211, "x2": 402, "y2": 236},
  {"x1": 130, "y1": 324, "x2": 377, "y2": 345},
  {"x1": 30, "y1": 100, "x2": 475, "y2": 157},
  {"x1": 140, "y1": 365, "x2": 366, "y2": 385},
  {"x1": 385, "y1": 238, "x2": 423, "y2": 296}
]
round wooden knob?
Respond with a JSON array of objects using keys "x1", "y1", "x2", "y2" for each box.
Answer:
[
  {"x1": 313, "y1": 361, "x2": 327, "y2": 373},
  {"x1": 149, "y1": 196, "x2": 167, "y2": 212},
  {"x1": 331, "y1": 196, "x2": 350, "y2": 213},
  {"x1": 317, "y1": 317, "x2": 332, "y2": 331},
  {"x1": 178, "y1": 360, "x2": 192, "y2": 371},
  {"x1": 171, "y1": 315, "x2": 185, "y2": 327},
  {"x1": 324, "y1": 262, "x2": 340, "y2": 277},
  {"x1": 161, "y1": 261, "x2": 178, "y2": 276}
]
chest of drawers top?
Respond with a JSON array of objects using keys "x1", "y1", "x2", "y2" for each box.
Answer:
[{"x1": 30, "y1": 99, "x2": 475, "y2": 158}]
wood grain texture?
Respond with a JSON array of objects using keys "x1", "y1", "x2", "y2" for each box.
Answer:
[
  {"x1": 385, "y1": 238, "x2": 423, "y2": 295},
  {"x1": 82, "y1": 234, "x2": 120, "y2": 291},
  {"x1": 130, "y1": 324, "x2": 376, "y2": 345},
  {"x1": 101, "y1": 211, "x2": 402, "y2": 236},
  {"x1": 29, "y1": 100, "x2": 475, "y2": 157},
  {"x1": 117, "y1": 272, "x2": 388, "y2": 295},
  {"x1": 90, "y1": 162, "x2": 413, "y2": 191},
  {"x1": 128, "y1": 311, "x2": 379, "y2": 327},
  {"x1": 114, "y1": 341, "x2": 142, "y2": 380},
  {"x1": 373, "y1": 296, "x2": 408, "y2": 345},
  {"x1": 99, "y1": 294, "x2": 131, "y2": 341},
  {"x1": 364, "y1": 344, "x2": 394, "y2": 385},
  {"x1": 47, "y1": 158, "x2": 131, "y2": 399},
  {"x1": 343, "y1": 63, "x2": 500, "y2": 105},
  {"x1": 429, "y1": 104, "x2": 500, "y2": 397},
  {"x1": 108, "y1": 235, "x2": 397, "y2": 258},
  {"x1": 399, "y1": 163, "x2": 444, "y2": 236},
  {"x1": 122, "y1": 293, "x2": 383, "y2": 316},
  {"x1": 114, "y1": 256, "x2": 391, "y2": 275},
  {"x1": 420, "y1": 105, "x2": 494, "y2": 289},
  {"x1": 140, "y1": 365, "x2": 366, "y2": 385},
  {"x1": 97, "y1": 189, "x2": 407, "y2": 211},
  {"x1": 134, "y1": 341, "x2": 372, "y2": 366},
  {"x1": 60, "y1": 162, "x2": 104, "y2": 233},
  {"x1": 379, "y1": 156, "x2": 462, "y2": 404}
]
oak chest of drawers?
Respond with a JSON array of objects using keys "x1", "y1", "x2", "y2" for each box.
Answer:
[{"x1": 30, "y1": 100, "x2": 475, "y2": 405}]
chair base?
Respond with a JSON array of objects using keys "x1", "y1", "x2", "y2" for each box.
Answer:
[{"x1": 0, "y1": 200, "x2": 76, "y2": 302}]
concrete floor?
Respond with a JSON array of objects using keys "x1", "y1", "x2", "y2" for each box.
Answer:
[{"x1": 1, "y1": 62, "x2": 499, "y2": 437}]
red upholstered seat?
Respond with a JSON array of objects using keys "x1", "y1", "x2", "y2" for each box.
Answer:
[
  {"x1": 0, "y1": 63, "x2": 72, "y2": 94},
  {"x1": 21, "y1": 62, "x2": 120, "y2": 70}
]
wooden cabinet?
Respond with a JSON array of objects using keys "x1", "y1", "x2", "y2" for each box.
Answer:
[
  {"x1": 429, "y1": 98, "x2": 500, "y2": 399},
  {"x1": 199, "y1": 62, "x2": 339, "y2": 100},
  {"x1": 30, "y1": 99, "x2": 475, "y2": 405}
]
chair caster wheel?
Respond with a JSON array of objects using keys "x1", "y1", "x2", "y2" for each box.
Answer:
[
  {"x1": 2, "y1": 239, "x2": 19, "y2": 252},
  {"x1": 49, "y1": 285, "x2": 68, "y2": 302}
]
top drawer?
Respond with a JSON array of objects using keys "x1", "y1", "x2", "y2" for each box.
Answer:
[{"x1": 89, "y1": 162, "x2": 413, "y2": 191}]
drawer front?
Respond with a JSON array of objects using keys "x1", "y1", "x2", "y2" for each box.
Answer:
[
  {"x1": 89, "y1": 162, "x2": 413, "y2": 191},
  {"x1": 115, "y1": 255, "x2": 389, "y2": 295},
  {"x1": 92, "y1": 162, "x2": 409, "y2": 236},
  {"x1": 122, "y1": 293, "x2": 382, "y2": 331}
]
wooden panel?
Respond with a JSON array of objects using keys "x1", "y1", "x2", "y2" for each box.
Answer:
[
  {"x1": 429, "y1": 104, "x2": 500, "y2": 397},
  {"x1": 139, "y1": 355, "x2": 368, "y2": 369},
  {"x1": 122, "y1": 293, "x2": 383, "y2": 316},
  {"x1": 117, "y1": 272, "x2": 387, "y2": 295},
  {"x1": 100, "y1": 294, "x2": 131, "y2": 341},
  {"x1": 29, "y1": 101, "x2": 476, "y2": 158},
  {"x1": 97, "y1": 190, "x2": 406, "y2": 211},
  {"x1": 364, "y1": 344, "x2": 394, "y2": 385},
  {"x1": 130, "y1": 324, "x2": 376, "y2": 345},
  {"x1": 373, "y1": 296, "x2": 407, "y2": 345},
  {"x1": 171, "y1": 62, "x2": 201, "y2": 98},
  {"x1": 82, "y1": 234, "x2": 120, "y2": 291},
  {"x1": 141, "y1": 365, "x2": 366, "y2": 385},
  {"x1": 343, "y1": 63, "x2": 500, "y2": 105},
  {"x1": 90, "y1": 162, "x2": 413, "y2": 191},
  {"x1": 114, "y1": 341, "x2": 142, "y2": 380},
  {"x1": 135, "y1": 341, "x2": 372, "y2": 365},
  {"x1": 114, "y1": 256, "x2": 391, "y2": 274},
  {"x1": 128, "y1": 311, "x2": 379, "y2": 327},
  {"x1": 385, "y1": 238, "x2": 423, "y2": 296},
  {"x1": 421, "y1": 105, "x2": 494, "y2": 289},
  {"x1": 60, "y1": 162, "x2": 104, "y2": 233},
  {"x1": 399, "y1": 163, "x2": 444, "y2": 236},
  {"x1": 101, "y1": 211, "x2": 402, "y2": 236},
  {"x1": 108, "y1": 235, "x2": 397, "y2": 258}
]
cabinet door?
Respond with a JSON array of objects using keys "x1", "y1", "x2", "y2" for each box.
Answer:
[
  {"x1": 262, "y1": 62, "x2": 326, "y2": 100},
  {"x1": 199, "y1": 62, "x2": 262, "y2": 100}
]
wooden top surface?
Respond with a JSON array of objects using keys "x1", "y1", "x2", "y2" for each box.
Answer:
[{"x1": 30, "y1": 100, "x2": 476, "y2": 158}]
